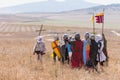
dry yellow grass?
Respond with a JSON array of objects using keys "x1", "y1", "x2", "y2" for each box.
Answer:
[{"x1": 0, "y1": 25, "x2": 120, "y2": 80}]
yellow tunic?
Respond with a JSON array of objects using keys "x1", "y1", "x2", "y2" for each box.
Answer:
[{"x1": 51, "y1": 40, "x2": 61, "y2": 58}]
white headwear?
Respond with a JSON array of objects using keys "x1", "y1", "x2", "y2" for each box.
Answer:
[
  {"x1": 54, "y1": 34, "x2": 59, "y2": 41},
  {"x1": 37, "y1": 36, "x2": 43, "y2": 43},
  {"x1": 96, "y1": 34, "x2": 102, "y2": 42}
]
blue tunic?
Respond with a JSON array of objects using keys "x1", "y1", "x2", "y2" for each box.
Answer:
[
  {"x1": 83, "y1": 40, "x2": 87, "y2": 65},
  {"x1": 66, "y1": 43, "x2": 72, "y2": 54}
]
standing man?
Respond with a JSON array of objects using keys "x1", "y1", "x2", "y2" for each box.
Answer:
[
  {"x1": 33, "y1": 36, "x2": 46, "y2": 64},
  {"x1": 86, "y1": 34, "x2": 98, "y2": 72},
  {"x1": 71, "y1": 33, "x2": 83, "y2": 68},
  {"x1": 60, "y1": 34, "x2": 72, "y2": 64},
  {"x1": 83, "y1": 32, "x2": 91, "y2": 66},
  {"x1": 51, "y1": 34, "x2": 61, "y2": 64},
  {"x1": 96, "y1": 34, "x2": 106, "y2": 71}
]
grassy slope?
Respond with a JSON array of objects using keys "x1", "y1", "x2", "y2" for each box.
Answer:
[{"x1": 0, "y1": 26, "x2": 120, "y2": 80}]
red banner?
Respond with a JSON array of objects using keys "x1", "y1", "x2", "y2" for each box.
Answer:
[{"x1": 95, "y1": 13, "x2": 104, "y2": 23}]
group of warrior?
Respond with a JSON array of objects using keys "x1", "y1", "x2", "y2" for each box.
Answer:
[{"x1": 33, "y1": 32, "x2": 108, "y2": 73}]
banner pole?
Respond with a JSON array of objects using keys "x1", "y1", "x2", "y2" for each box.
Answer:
[
  {"x1": 102, "y1": 9, "x2": 104, "y2": 34},
  {"x1": 93, "y1": 13, "x2": 95, "y2": 34}
]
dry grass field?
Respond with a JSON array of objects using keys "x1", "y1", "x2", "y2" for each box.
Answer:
[{"x1": 0, "y1": 23, "x2": 120, "y2": 80}]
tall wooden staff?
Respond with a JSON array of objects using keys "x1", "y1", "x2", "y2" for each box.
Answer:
[
  {"x1": 102, "y1": 9, "x2": 105, "y2": 34},
  {"x1": 39, "y1": 24, "x2": 43, "y2": 36},
  {"x1": 92, "y1": 13, "x2": 95, "y2": 34}
]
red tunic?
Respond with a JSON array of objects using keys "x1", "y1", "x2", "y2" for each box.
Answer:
[{"x1": 71, "y1": 40, "x2": 83, "y2": 68}]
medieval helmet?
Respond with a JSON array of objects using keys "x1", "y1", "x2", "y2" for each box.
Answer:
[
  {"x1": 63, "y1": 34, "x2": 68, "y2": 41},
  {"x1": 90, "y1": 34, "x2": 95, "y2": 40},
  {"x1": 75, "y1": 33, "x2": 80, "y2": 40},
  {"x1": 85, "y1": 32, "x2": 90, "y2": 39}
]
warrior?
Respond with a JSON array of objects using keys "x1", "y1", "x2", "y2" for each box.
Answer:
[
  {"x1": 96, "y1": 34, "x2": 106, "y2": 71},
  {"x1": 60, "y1": 34, "x2": 72, "y2": 64},
  {"x1": 71, "y1": 33, "x2": 83, "y2": 68},
  {"x1": 33, "y1": 36, "x2": 46, "y2": 64},
  {"x1": 83, "y1": 32, "x2": 91, "y2": 66},
  {"x1": 51, "y1": 34, "x2": 61, "y2": 64},
  {"x1": 86, "y1": 34, "x2": 98, "y2": 72}
]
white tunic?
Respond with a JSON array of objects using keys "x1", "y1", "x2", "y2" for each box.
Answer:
[{"x1": 97, "y1": 40, "x2": 106, "y2": 62}]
